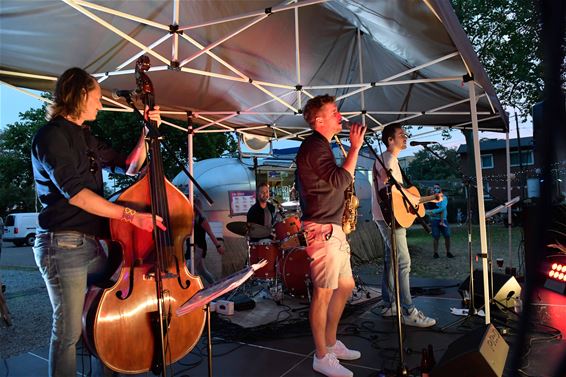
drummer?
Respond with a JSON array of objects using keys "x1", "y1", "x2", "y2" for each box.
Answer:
[{"x1": 246, "y1": 182, "x2": 276, "y2": 242}]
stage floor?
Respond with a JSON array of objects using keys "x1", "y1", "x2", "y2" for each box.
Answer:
[{"x1": 2, "y1": 276, "x2": 565, "y2": 377}]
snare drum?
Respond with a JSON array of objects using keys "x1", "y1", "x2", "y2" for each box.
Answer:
[
  {"x1": 249, "y1": 242, "x2": 279, "y2": 280},
  {"x1": 279, "y1": 248, "x2": 311, "y2": 297},
  {"x1": 274, "y1": 215, "x2": 301, "y2": 241}
]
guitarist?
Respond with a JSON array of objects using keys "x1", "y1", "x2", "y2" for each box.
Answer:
[{"x1": 371, "y1": 123, "x2": 440, "y2": 328}]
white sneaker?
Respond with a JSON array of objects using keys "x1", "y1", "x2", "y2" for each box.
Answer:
[
  {"x1": 327, "y1": 340, "x2": 361, "y2": 360},
  {"x1": 402, "y1": 308, "x2": 436, "y2": 328},
  {"x1": 313, "y1": 353, "x2": 353, "y2": 377},
  {"x1": 381, "y1": 305, "x2": 397, "y2": 317}
]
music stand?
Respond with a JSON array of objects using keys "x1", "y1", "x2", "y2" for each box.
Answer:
[{"x1": 177, "y1": 260, "x2": 267, "y2": 377}]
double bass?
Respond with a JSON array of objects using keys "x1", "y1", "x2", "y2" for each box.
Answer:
[{"x1": 82, "y1": 56, "x2": 205, "y2": 374}]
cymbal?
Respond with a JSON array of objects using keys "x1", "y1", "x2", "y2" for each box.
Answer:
[{"x1": 226, "y1": 221, "x2": 271, "y2": 238}]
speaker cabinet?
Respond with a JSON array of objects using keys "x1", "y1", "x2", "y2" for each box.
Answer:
[
  {"x1": 431, "y1": 324, "x2": 509, "y2": 377},
  {"x1": 459, "y1": 271, "x2": 521, "y2": 309}
]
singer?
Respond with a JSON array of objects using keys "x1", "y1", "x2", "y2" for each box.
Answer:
[
  {"x1": 371, "y1": 123, "x2": 438, "y2": 328},
  {"x1": 296, "y1": 94, "x2": 365, "y2": 377},
  {"x1": 30, "y1": 67, "x2": 164, "y2": 377},
  {"x1": 246, "y1": 182, "x2": 276, "y2": 242}
]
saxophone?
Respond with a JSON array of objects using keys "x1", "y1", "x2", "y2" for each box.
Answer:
[{"x1": 333, "y1": 136, "x2": 359, "y2": 235}]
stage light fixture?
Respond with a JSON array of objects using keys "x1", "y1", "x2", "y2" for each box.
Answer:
[{"x1": 544, "y1": 261, "x2": 566, "y2": 295}]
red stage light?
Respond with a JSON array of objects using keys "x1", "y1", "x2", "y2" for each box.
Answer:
[{"x1": 545, "y1": 261, "x2": 566, "y2": 295}]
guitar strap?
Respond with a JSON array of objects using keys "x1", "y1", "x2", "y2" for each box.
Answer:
[{"x1": 398, "y1": 163, "x2": 413, "y2": 187}]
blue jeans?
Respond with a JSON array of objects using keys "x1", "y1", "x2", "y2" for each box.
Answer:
[
  {"x1": 431, "y1": 219, "x2": 451, "y2": 239},
  {"x1": 375, "y1": 221, "x2": 414, "y2": 314},
  {"x1": 34, "y1": 231, "x2": 109, "y2": 377}
]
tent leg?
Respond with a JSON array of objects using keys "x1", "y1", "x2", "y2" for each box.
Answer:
[{"x1": 468, "y1": 80, "x2": 491, "y2": 324}]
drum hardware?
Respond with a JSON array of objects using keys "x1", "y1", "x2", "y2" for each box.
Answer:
[
  {"x1": 226, "y1": 221, "x2": 271, "y2": 239},
  {"x1": 278, "y1": 231, "x2": 309, "y2": 250}
]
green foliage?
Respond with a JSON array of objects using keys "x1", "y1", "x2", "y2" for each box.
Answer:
[
  {"x1": 0, "y1": 104, "x2": 48, "y2": 216},
  {"x1": 406, "y1": 145, "x2": 461, "y2": 181},
  {"x1": 88, "y1": 111, "x2": 237, "y2": 191},
  {"x1": 0, "y1": 105, "x2": 236, "y2": 216},
  {"x1": 451, "y1": 0, "x2": 543, "y2": 119}
]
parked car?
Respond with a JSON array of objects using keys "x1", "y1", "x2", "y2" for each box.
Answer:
[{"x1": 3, "y1": 213, "x2": 39, "y2": 247}]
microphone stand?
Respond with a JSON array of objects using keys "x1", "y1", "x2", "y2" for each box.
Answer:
[{"x1": 364, "y1": 138, "x2": 409, "y2": 377}]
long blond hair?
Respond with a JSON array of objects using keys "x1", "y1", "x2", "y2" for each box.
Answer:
[{"x1": 47, "y1": 67, "x2": 98, "y2": 121}]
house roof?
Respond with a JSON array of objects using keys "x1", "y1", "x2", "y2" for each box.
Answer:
[{"x1": 456, "y1": 136, "x2": 534, "y2": 154}]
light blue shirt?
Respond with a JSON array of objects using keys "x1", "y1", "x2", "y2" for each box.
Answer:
[{"x1": 428, "y1": 195, "x2": 448, "y2": 220}]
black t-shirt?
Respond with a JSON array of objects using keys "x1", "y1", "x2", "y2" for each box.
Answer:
[
  {"x1": 194, "y1": 207, "x2": 207, "y2": 251},
  {"x1": 246, "y1": 202, "x2": 275, "y2": 242},
  {"x1": 31, "y1": 116, "x2": 128, "y2": 237},
  {"x1": 295, "y1": 131, "x2": 352, "y2": 225},
  {"x1": 246, "y1": 202, "x2": 275, "y2": 227}
]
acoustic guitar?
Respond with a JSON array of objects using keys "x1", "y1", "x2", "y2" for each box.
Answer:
[{"x1": 379, "y1": 186, "x2": 441, "y2": 228}]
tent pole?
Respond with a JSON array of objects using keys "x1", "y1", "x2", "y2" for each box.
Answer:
[
  {"x1": 356, "y1": 28, "x2": 366, "y2": 126},
  {"x1": 294, "y1": 4, "x2": 302, "y2": 110},
  {"x1": 171, "y1": 0, "x2": 180, "y2": 63},
  {"x1": 505, "y1": 131, "x2": 513, "y2": 269},
  {"x1": 188, "y1": 123, "x2": 195, "y2": 275},
  {"x1": 468, "y1": 79, "x2": 491, "y2": 324}
]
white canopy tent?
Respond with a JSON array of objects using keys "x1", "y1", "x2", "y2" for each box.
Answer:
[{"x1": 1, "y1": 0, "x2": 509, "y2": 323}]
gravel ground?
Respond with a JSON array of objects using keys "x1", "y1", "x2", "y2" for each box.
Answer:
[
  {"x1": 0, "y1": 267, "x2": 52, "y2": 359},
  {"x1": 0, "y1": 224, "x2": 523, "y2": 359}
]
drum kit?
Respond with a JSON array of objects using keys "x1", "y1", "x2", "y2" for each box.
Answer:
[{"x1": 226, "y1": 210, "x2": 311, "y2": 301}]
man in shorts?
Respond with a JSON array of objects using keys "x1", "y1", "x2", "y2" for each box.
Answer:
[{"x1": 296, "y1": 94, "x2": 366, "y2": 377}]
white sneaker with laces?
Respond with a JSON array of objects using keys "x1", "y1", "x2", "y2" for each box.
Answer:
[
  {"x1": 402, "y1": 308, "x2": 436, "y2": 328},
  {"x1": 327, "y1": 340, "x2": 361, "y2": 360},
  {"x1": 313, "y1": 353, "x2": 353, "y2": 377}
]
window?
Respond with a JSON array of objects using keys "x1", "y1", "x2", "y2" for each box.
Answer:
[
  {"x1": 510, "y1": 150, "x2": 534, "y2": 167},
  {"x1": 481, "y1": 154, "x2": 494, "y2": 169}
]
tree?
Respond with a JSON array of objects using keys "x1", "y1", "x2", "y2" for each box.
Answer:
[
  {"x1": 0, "y1": 105, "x2": 47, "y2": 217},
  {"x1": 451, "y1": 0, "x2": 545, "y2": 119},
  {"x1": 406, "y1": 145, "x2": 461, "y2": 181},
  {"x1": 90, "y1": 111, "x2": 237, "y2": 190},
  {"x1": 0, "y1": 105, "x2": 237, "y2": 217}
]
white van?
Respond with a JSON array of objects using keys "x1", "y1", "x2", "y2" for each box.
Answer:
[{"x1": 3, "y1": 213, "x2": 39, "y2": 247}]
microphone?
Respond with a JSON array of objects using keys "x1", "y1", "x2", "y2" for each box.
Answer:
[
  {"x1": 409, "y1": 140, "x2": 438, "y2": 147},
  {"x1": 111, "y1": 88, "x2": 140, "y2": 100},
  {"x1": 271, "y1": 198, "x2": 284, "y2": 213}
]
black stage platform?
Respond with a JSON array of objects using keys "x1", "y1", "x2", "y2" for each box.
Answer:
[{"x1": 2, "y1": 277, "x2": 565, "y2": 377}]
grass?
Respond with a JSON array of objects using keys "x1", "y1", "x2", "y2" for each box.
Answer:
[{"x1": 406, "y1": 224, "x2": 525, "y2": 281}]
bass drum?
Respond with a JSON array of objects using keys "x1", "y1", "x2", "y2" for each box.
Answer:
[{"x1": 279, "y1": 248, "x2": 311, "y2": 298}]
